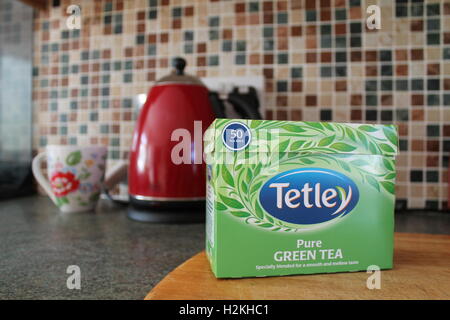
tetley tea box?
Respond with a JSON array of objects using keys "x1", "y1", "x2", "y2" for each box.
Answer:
[{"x1": 204, "y1": 119, "x2": 398, "y2": 278}]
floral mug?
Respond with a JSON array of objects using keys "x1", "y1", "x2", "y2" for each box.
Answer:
[{"x1": 32, "y1": 145, "x2": 107, "y2": 213}]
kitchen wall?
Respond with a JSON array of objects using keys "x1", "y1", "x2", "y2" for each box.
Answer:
[
  {"x1": 1, "y1": 0, "x2": 33, "y2": 162},
  {"x1": 31, "y1": 0, "x2": 450, "y2": 210}
]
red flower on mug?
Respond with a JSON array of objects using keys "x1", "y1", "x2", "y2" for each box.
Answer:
[{"x1": 50, "y1": 171, "x2": 80, "y2": 197}]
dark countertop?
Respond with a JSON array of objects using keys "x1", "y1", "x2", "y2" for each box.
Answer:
[{"x1": 0, "y1": 195, "x2": 449, "y2": 300}]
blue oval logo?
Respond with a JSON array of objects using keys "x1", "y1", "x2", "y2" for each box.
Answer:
[{"x1": 259, "y1": 168, "x2": 359, "y2": 225}]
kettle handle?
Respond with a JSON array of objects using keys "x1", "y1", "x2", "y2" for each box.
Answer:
[
  {"x1": 208, "y1": 88, "x2": 263, "y2": 119},
  {"x1": 208, "y1": 92, "x2": 227, "y2": 118},
  {"x1": 226, "y1": 94, "x2": 263, "y2": 120}
]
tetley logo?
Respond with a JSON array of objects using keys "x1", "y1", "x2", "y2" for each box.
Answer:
[{"x1": 259, "y1": 168, "x2": 359, "y2": 225}]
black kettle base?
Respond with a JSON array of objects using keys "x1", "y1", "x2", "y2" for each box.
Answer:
[{"x1": 127, "y1": 198, "x2": 205, "y2": 223}]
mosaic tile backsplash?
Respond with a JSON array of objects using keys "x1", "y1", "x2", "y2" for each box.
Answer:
[{"x1": 31, "y1": 0, "x2": 450, "y2": 210}]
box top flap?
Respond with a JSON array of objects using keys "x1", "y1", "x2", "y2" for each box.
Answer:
[{"x1": 204, "y1": 119, "x2": 398, "y2": 157}]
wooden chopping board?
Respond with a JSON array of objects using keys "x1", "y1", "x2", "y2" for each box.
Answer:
[{"x1": 145, "y1": 233, "x2": 450, "y2": 300}]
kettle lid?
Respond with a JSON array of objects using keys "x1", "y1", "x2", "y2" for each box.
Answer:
[{"x1": 155, "y1": 57, "x2": 205, "y2": 86}]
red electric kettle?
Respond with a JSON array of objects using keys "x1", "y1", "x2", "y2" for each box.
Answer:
[{"x1": 106, "y1": 57, "x2": 261, "y2": 222}]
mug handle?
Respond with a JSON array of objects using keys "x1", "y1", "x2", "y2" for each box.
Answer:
[{"x1": 32, "y1": 151, "x2": 57, "y2": 204}]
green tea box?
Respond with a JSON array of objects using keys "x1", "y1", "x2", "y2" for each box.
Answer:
[{"x1": 204, "y1": 119, "x2": 398, "y2": 278}]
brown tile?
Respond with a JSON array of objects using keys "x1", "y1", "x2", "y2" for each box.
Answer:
[
  {"x1": 263, "y1": 68, "x2": 273, "y2": 79},
  {"x1": 249, "y1": 13, "x2": 259, "y2": 25},
  {"x1": 172, "y1": 19, "x2": 182, "y2": 29},
  {"x1": 427, "y1": 155, "x2": 439, "y2": 167},
  {"x1": 427, "y1": 140, "x2": 440, "y2": 152},
  {"x1": 444, "y1": 79, "x2": 450, "y2": 90},
  {"x1": 321, "y1": 52, "x2": 332, "y2": 63},
  {"x1": 265, "y1": 80, "x2": 273, "y2": 92},
  {"x1": 291, "y1": 109, "x2": 302, "y2": 120},
  {"x1": 381, "y1": 95, "x2": 393, "y2": 106},
  {"x1": 427, "y1": 63, "x2": 440, "y2": 75},
  {"x1": 72, "y1": 41, "x2": 80, "y2": 51},
  {"x1": 263, "y1": 1, "x2": 273, "y2": 11},
  {"x1": 277, "y1": 1, "x2": 288, "y2": 11},
  {"x1": 291, "y1": 0, "x2": 302, "y2": 10},
  {"x1": 137, "y1": 11, "x2": 145, "y2": 20},
  {"x1": 320, "y1": 0, "x2": 331, "y2": 8},
  {"x1": 445, "y1": 3, "x2": 450, "y2": 14},
  {"x1": 395, "y1": 49, "x2": 408, "y2": 61},
  {"x1": 366, "y1": 65, "x2": 377, "y2": 76},
  {"x1": 277, "y1": 96, "x2": 288, "y2": 107},
  {"x1": 249, "y1": 54, "x2": 260, "y2": 64},
  {"x1": 396, "y1": 64, "x2": 408, "y2": 76},
  {"x1": 159, "y1": 33, "x2": 169, "y2": 43},
  {"x1": 197, "y1": 43, "x2": 206, "y2": 53},
  {"x1": 305, "y1": 95, "x2": 317, "y2": 106},
  {"x1": 291, "y1": 81, "x2": 302, "y2": 92},
  {"x1": 320, "y1": 10, "x2": 331, "y2": 21},
  {"x1": 147, "y1": 59, "x2": 156, "y2": 68},
  {"x1": 81, "y1": 64, "x2": 89, "y2": 73},
  {"x1": 135, "y1": 59, "x2": 144, "y2": 69},
  {"x1": 234, "y1": 2, "x2": 245, "y2": 13},
  {"x1": 264, "y1": 54, "x2": 274, "y2": 64},
  {"x1": 411, "y1": 140, "x2": 424, "y2": 151},
  {"x1": 411, "y1": 49, "x2": 424, "y2": 60},
  {"x1": 349, "y1": 7, "x2": 362, "y2": 19},
  {"x1": 305, "y1": 0, "x2": 316, "y2": 9},
  {"x1": 122, "y1": 111, "x2": 132, "y2": 121},
  {"x1": 222, "y1": 29, "x2": 232, "y2": 39},
  {"x1": 124, "y1": 47, "x2": 133, "y2": 57},
  {"x1": 135, "y1": 46, "x2": 144, "y2": 56},
  {"x1": 335, "y1": 80, "x2": 347, "y2": 91},
  {"x1": 365, "y1": 50, "x2": 377, "y2": 62},
  {"x1": 351, "y1": 109, "x2": 362, "y2": 121},
  {"x1": 147, "y1": 72, "x2": 156, "y2": 81},
  {"x1": 277, "y1": 38, "x2": 288, "y2": 50},
  {"x1": 335, "y1": 23, "x2": 346, "y2": 35},
  {"x1": 351, "y1": 51, "x2": 362, "y2": 62},
  {"x1": 351, "y1": 94, "x2": 362, "y2": 106},
  {"x1": 410, "y1": 20, "x2": 423, "y2": 32},
  {"x1": 412, "y1": 109, "x2": 424, "y2": 121},
  {"x1": 444, "y1": 32, "x2": 450, "y2": 44},
  {"x1": 103, "y1": 25, "x2": 112, "y2": 35},
  {"x1": 263, "y1": 13, "x2": 273, "y2": 24},
  {"x1": 306, "y1": 36, "x2": 317, "y2": 49},
  {"x1": 411, "y1": 94, "x2": 424, "y2": 106},
  {"x1": 444, "y1": 125, "x2": 450, "y2": 136},
  {"x1": 398, "y1": 124, "x2": 408, "y2": 136},
  {"x1": 159, "y1": 58, "x2": 168, "y2": 68},
  {"x1": 184, "y1": 6, "x2": 194, "y2": 16},
  {"x1": 148, "y1": 34, "x2": 157, "y2": 43},
  {"x1": 276, "y1": 110, "x2": 288, "y2": 119},
  {"x1": 291, "y1": 26, "x2": 302, "y2": 36},
  {"x1": 42, "y1": 31, "x2": 49, "y2": 41},
  {"x1": 306, "y1": 52, "x2": 317, "y2": 63},
  {"x1": 306, "y1": 25, "x2": 316, "y2": 35},
  {"x1": 277, "y1": 26, "x2": 288, "y2": 37}
]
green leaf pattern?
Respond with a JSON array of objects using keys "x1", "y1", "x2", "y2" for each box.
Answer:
[{"x1": 208, "y1": 120, "x2": 398, "y2": 232}]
